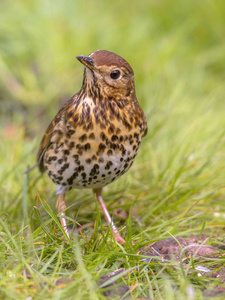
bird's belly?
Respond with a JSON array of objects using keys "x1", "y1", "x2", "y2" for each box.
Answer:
[{"x1": 43, "y1": 136, "x2": 140, "y2": 192}]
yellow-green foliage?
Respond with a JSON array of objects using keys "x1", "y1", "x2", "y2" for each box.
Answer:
[{"x1": 1, "y1": 0, "x2": 225, "y2": 299}]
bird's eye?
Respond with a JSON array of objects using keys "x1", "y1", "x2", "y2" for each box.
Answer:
[{"x1": 110, "y1": 70, "x2": 121, "y2": 80}]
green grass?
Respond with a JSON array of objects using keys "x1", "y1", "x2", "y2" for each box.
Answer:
[{"x1": 1, "y1": 0, "x2": 225, "y2": 298}]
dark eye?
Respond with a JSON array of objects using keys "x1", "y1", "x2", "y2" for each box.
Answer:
[{"x1": 110, "y1": 70, "x2": 121, "y2": 80}]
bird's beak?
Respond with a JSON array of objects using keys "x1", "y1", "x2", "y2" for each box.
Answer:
[
  {"x1": 76, "y1": 55, "x2": 101, "y2": 76},
  {"x1": 76, "y1": 55, "x2": 94, "y2": 68}
]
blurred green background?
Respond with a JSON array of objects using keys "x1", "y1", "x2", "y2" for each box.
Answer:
[
  {"x1": 1, "y1": 0, "x2": 225, "y2": 229},
  {"x1": 1, "y1": 0, "x2": 225, "y2": 298}
]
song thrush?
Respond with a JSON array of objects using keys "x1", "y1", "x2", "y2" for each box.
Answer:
[{"x1": 37, "y1": 50, "x2": 147, "y2": 243}]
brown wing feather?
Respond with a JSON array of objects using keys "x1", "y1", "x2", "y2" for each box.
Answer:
[{"x1": 37, "y1": 98, "x2": 74, "y2": 173}]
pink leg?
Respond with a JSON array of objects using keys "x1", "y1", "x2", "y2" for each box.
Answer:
[
  {"x1": 56, "y1": 191, "x2": 69, "y2": 238},
  {"x1": 94, "y1": 188, "x2": 125, "y2": 244}
]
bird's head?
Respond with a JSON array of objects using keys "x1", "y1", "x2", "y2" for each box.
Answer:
[{"x1": 76, "y1": 50, "x2": 135, "y2": 100}]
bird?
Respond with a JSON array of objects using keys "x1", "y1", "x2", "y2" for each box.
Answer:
[{"x1": 37, "y1": 50, "x2": 147, "y2": 243}]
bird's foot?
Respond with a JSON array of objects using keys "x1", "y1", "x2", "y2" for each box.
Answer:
[{"x1": 114, "y1": 233, "x2": 126, "y2": 244}]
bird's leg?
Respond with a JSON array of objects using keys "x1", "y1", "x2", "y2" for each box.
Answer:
[
  {"x1": 93, "y1": 188, "x2": 125, "y2": 244},
  {"x1": 56, "y1": 191, "x2": 69, "y2": 238}
]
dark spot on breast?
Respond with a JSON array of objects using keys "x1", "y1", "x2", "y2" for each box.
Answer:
[
  {"x1": 120, "y1": 144, "x2": 125, "y2": 151},
  {"x1": 105, "y1": 138, "x2": 110, "y2": 146},
  {"x1": 74, "y1": 165, "x2": 84, "y2": 172},
  {"x1": 107, "y1": 149, "x2": 113, "y2": 156},
  {"x1": 123, "y1": 119, "x2": 132, "y2": 131},
  {"x1": 89, "y1": 132, "x2": 95, "y2": 139},
  {"x1": 100, "y1": 132, "x2": 106, "y2": 141},
  {"x1": 116, "y1": 128, "x2": 121, "y2": 134},
  {"x1": 84, "y1": 143, "x2": 91, "y2": 151},
  {"x1": 108, "y1": 126, "x2": 114, "y2": 134},
  {"x1": 73, "y1": 154, "x2": 79, "y2": 161},
  {"x1": 68, "y1": 129, "x2": 75, "y2": 136},
  {"x1": 105, "y1": 161, "x2": 113, "y2": 170},
  {"x1": 67, "y1": 172, "x2": 78, "y2": 185},
  {"x1": 79, "y1": 134, "x2": 87, "y2": 142},
  {"x1": 98, "y1": 157, "x2": 104, "y2": 163},
  {"x1": 86, "y1": 158, "x2": 92, "y2": 164},
  {"x1": 133, "y1": 145, "x2": 136, "y2": 151},
  {"x1": 111, "y1": 135, "x2": 118, "y2": 142},
  {"x1": 122, "y1": 150, "x2": 126, "y2": 156},
  {"x1": 110, "y1": 143, "x2": 117, "y2": 150},
  {"x1": 69, "y1": 141, "x2": 75, "y2": 149},
  {"x1": 81, "y1": 172, "x2": 86, "y2": 179},
  {"x1": 90, "y1": 164, "x2": 99, "y2": 176},
  {"x1": 51, "y1": 156, "x2": 57, "y2": 161},
  {"x1": 58, "y1": 163, "x2": 69, "y2": 175},
  {"x1": 83, "y1": 122, "x2": 94, "y2": 132},
  {"x1": 57, "y1": 159, "x2": 63, "y2": 165},
  {"x1": 92, "y1": 155, "x2": 97, "y2": 161},
  {"x1": 98, "y1": 143, "x2": 106, "y2": 152}
]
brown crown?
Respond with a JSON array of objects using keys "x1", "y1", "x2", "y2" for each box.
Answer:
[{"x1": 89, "y1": 50, "x2": 134, "y2": 74}]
